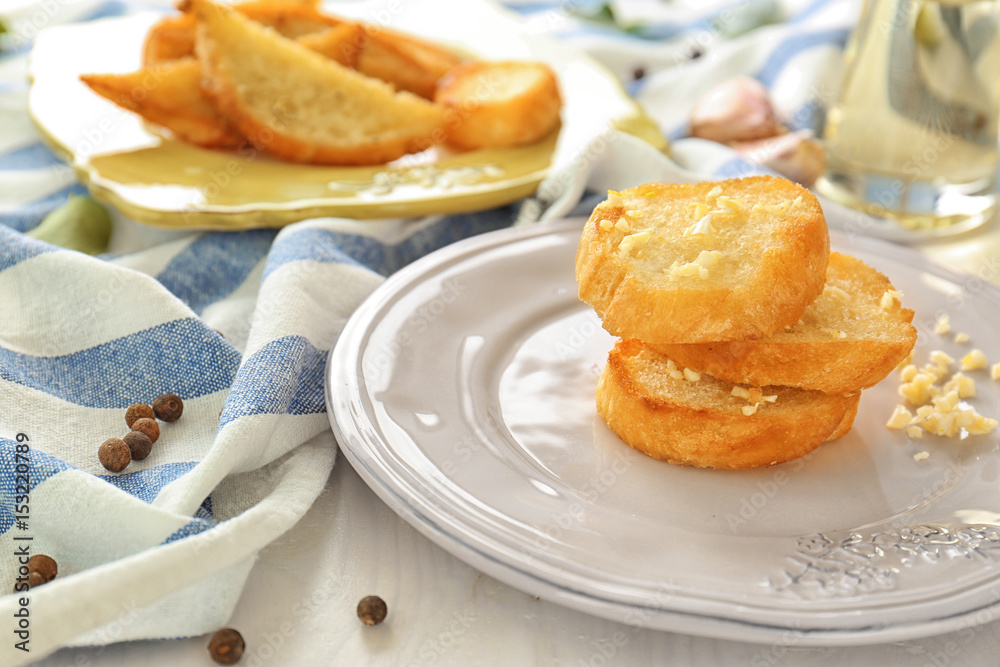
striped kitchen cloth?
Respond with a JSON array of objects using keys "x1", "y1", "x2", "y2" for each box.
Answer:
[{"x1": 0, "y1": 0, "x2": 859, "y2": 663}]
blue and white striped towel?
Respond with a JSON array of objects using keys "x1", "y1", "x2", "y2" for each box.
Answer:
[{"x1": 0, "y1": 0, "x2": 859, "y2": 662}]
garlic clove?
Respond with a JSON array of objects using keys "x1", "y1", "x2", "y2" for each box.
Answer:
[
  {"x1": 733, "y1": 130, "x2": 827, "y2": 187},
  {"x1": 689, "y1": 76, "x2": 781, "y2": 144}
]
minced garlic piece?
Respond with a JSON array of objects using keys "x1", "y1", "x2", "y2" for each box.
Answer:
[
  {"x1": 966, "y1": 413, "x2": 999, "y2": 435},
  {"x1": 886, "y1": 404, "x2": 913, "y2": 428},
  {"x1": 824, "y1": 284, "x2": 851, "y2": 302},
  {"x1": 715, "y1": 195, "x2": 743, "y2": 213},
  {"x1": 896, "y1": 349, "x2": 915, "y2": 371},
  {"x1": 934, "y1": 314, "x2": 950, "y2": 335},
  {"x1": 707, "y1": 185, "x2": 723, "y2": 198},
  {"x1": 880, "y1": 289, "x2": 904, "y2": 312},
  {"x1": 954, "y1": 332, "x2": 970, "y2": 344},
  {"x1": 614, "y1": 220, "x2": 631, "y2": 234},
  {"x1": 619, "y1": 230, "x2": 650, "y2": 254},
  {"x1": 961, "y1": 349, "x2": 989, "y2": 371},
  {"x1": 913, "y1": 450, "x2": 929, "y2": 460},
  {"x1": 606, "y1": 190, "x2": 623, "y2": 206},
  {"x1": 669, "y1": 369, "x2": 684, "y2": 380},
  {"x1": 742, "y1": 403, "x2": 759, "y2": 416},
  {"x1": 899, "y1": 364, "x2": 918, "y2": 382},
  {"x1": 666, "y1": 359, "x2": 677, "y2": 372},
  {"x1": 731, "y1": 386, "x2": 751, "y2": 399},
  {"x1": 668, "y1": 250, "x2": 723, "y2": 279},
  {"x1": 907, "y1": 427, "x2": 923, "y2": 439},
  {"x1": 683, "y1": 368, "x2": 701, "y2": 382},
  {"x1": 599, "y1": 219, "x2": 614, "y2": 232},
  {"x1": 762, "y1": 394, "x2": 777, "y2": 403},
  {"x1": 943, "y1": 373, "x2": 976, "y2": 398},
  {"x1": 695, "y1": 250, "x2": 721, "y2": 267},
  {"x1": 683, "y1": 214, "x2": 714, "y2": 237},
  {"x1": 929, "y1": 350, "x2": 954, "y2": 368},
  {"x1": 912, "y1": 401, "x2": 998, "y2": 437},
  {"x1": 992, "y1": 363, "x2": 1000, "y2": 380},
  {"x1": 932, "y1": 390, "x2": 960, "y2": 413},
  {"x1": 764, "y1": 202, "x2": 789, "y2": 215},
  {"x1": 691, "y1": 202, "x2": 709, "y2": 220},
  {"x1": 900, "y1": 373, "x2": 937, "y2": 405}
]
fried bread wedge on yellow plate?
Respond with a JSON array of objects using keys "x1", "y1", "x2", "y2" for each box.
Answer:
[
  {"x1": 79, "y1": 57, "x2": 242, "y2": 148},
  {"x1": 435, "y1": 60, "x2": 562, "y2": 149},
  {"x1": 649, "y1": 252, "x2": 918, "y2": 394},
  {"x1": 186, "y1": 0, "x2": 444, "y2": 165}
]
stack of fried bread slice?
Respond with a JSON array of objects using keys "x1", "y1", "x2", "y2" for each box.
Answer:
[{"x1": 576, "y1": 175, "x2": 917, "y2": 469}]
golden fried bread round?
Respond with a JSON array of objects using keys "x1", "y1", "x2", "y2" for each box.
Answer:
[
  {"x1": 649, "y1": 252, "x2": 917, "y2": 393},
  {"x1": 596, "y1": 339, "x2": 856, "y2": 469},
  {"x1": 576, "y1": 176, "x2": 829, "y2": 343},
  {"x1": 435, "y1": 60, "x2": 562, "y2": 149}
]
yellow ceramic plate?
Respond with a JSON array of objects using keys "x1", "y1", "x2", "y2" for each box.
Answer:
[{"x1": 27, "y1": 1, "x2": 664, "y2": 229}]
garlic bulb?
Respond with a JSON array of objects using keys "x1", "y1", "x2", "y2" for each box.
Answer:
[
  {"x1": 734, "y1": 130, "x2": 827, "y2": 187},
  {"x1": 689, "y1": 76, "x2": 780, "y2": 144}
]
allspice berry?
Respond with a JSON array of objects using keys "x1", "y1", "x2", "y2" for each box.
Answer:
[
  {"x1": 125, "y1": 403, "x2": 155, "y2": 429},
  {"x1": 98, "y1": 438, "x2": 131, "y2": 473},
  {"x1": 26, "y1": 571, "x2": 46, "y2": 589},
  {"x1": 130, "y1": 417, "x2": 159, "y2": 444},
  {"x1": 357, "y1": 595, "x2": 388, "y2": 626},
  {"x1": 208, "y1": 628, "x2": 245, "y2": 665},
  {"x1": 152, "y1": 393, "x2": 184, "y2": 422},
  {"x1": 27, "y1": 554, "x2": 57, "y2": 583},
  {"x1": 123, "y1": 430, "x2": 153, "y2": 461}
]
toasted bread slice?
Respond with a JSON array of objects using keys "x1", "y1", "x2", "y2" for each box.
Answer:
[
  {"x1": 188, "y1": 0, "x2": 444, "y2": 165},
  {"x1": 597, "y1": 339, "x2": 857, "y2": 469},
  {"x1": 80, "y1": 58, "x2": 242, "y2": 149},
  {"x1": 576, "y1": 176, "x2": 829, "y2": 344},
  {"x1": 435, "y1": 60, "x2": 562, "y2": 149},
  {"x1": 650, "y1": 253, "x2": 917, "y2": 393}
]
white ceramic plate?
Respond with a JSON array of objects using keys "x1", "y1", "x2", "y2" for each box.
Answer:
[
  {"x1": 327, "y1": 218, "x2": 1000, "y2": 646},
  {"x1": 26, "y1": 1, "x2": 663, "y2": 229}
]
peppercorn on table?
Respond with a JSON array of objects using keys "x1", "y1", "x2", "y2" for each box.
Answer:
[{"x1": 4, "y1": 0, "x2": 1000, "y2": 666}]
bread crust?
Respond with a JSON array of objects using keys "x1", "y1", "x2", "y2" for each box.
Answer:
[
  {"x1": 825, "y1": 391, "x2": 861, "y2": 441},
  {"x1": 596, "y1": 340, "x2": 855, "y2": 469},
  {"x1": 576, "y1": 176, "x2": 829, "y2": 344},
  {"x1": 649, "y1": 253, "x2": 917, "y2": 393}
]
